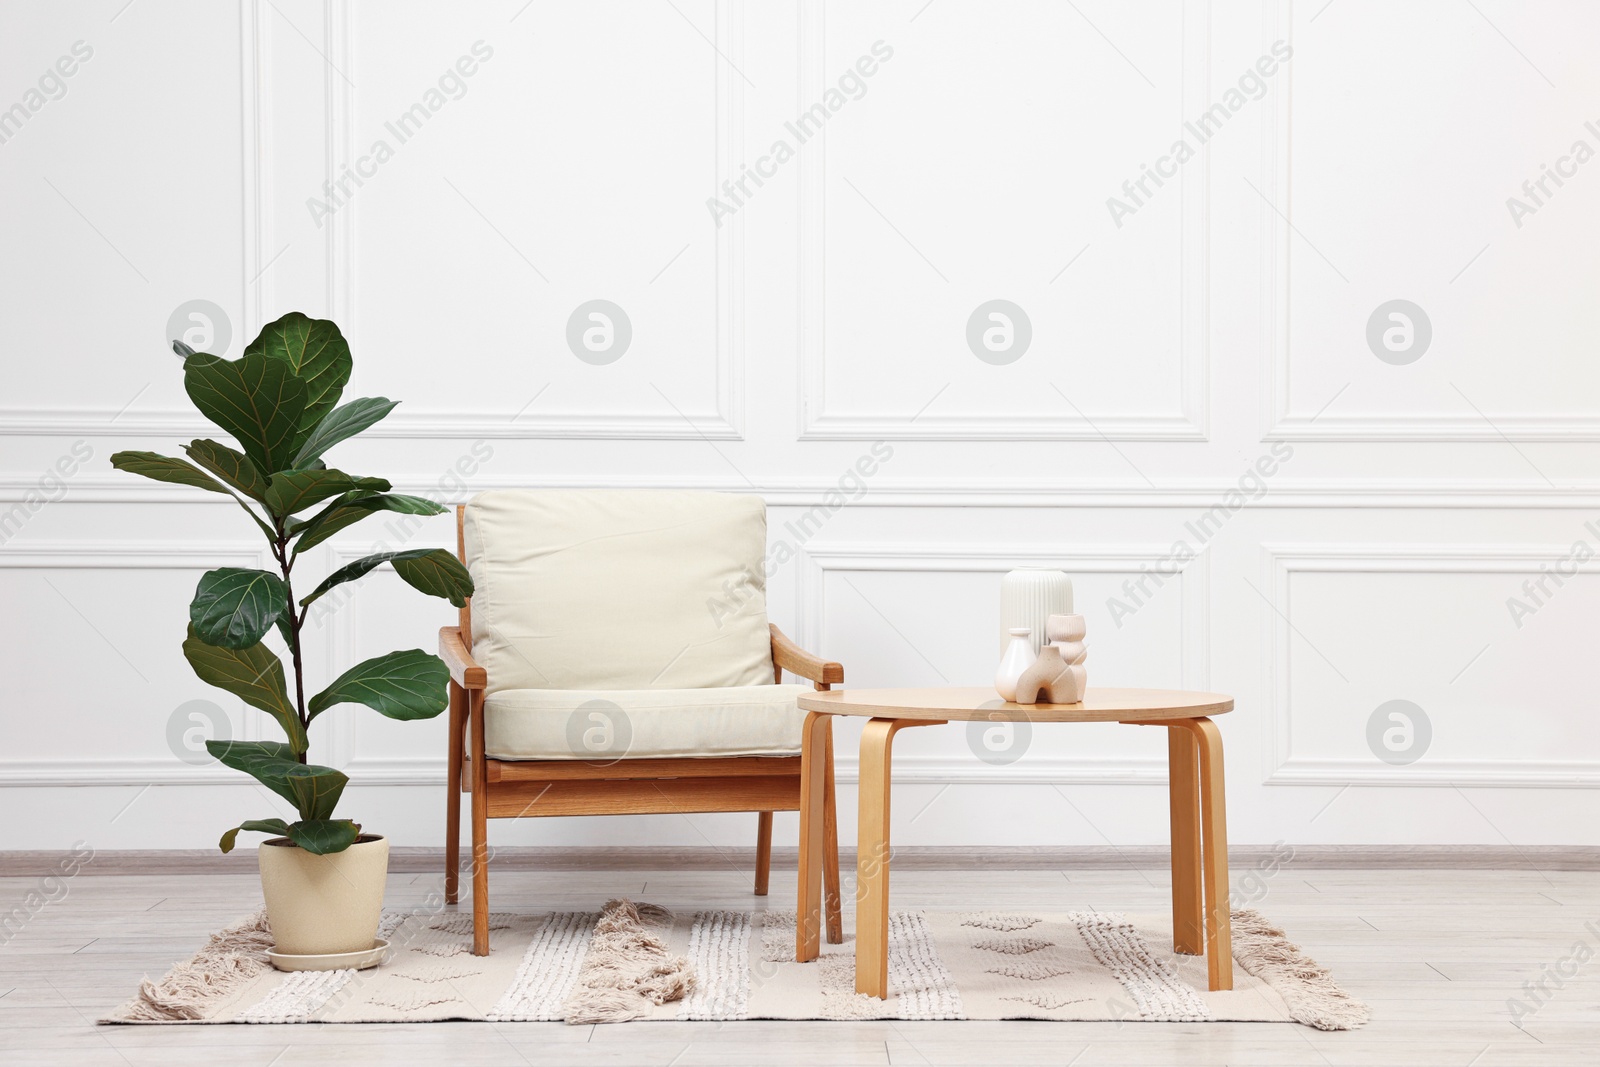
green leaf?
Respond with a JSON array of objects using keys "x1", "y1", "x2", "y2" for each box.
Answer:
[
  {"x1": 392, "y1": 551, "x2": 475, "y2": 607},
  {"x1": 284, "y1": 764, "x2": 348, "y2": 820},
  {"x1": 309, "y1": 649, "x2": 449, "y2": 722},
  {"x1": 110, "y1": 451, "x2": 232, "y2": 496},
  {"x1": 205, "y1": 740, "x2": 303, "y2": 807},
  {"x1": 190, "y1": 568, "x2": 289, "y2": 649},
  {"x1": 244, "y1": 313, "x2": 352, "y2": 441},
  {"x1": 185, "y1": 633, "x2": 307, "y2": 753},
  {"x1": 291, "y1": 493, "x2": 446, "y2": 555},
  {"x1": 114, "y1": 448, "x2": 276, "y2": 541},
  {"x1": 183, "y1": 351, "x2": 308, "y2": 476},
  {"x1": 285, "y1": 819, "x2": 361, "y2": 855},
  {"x1": 182, "y1": 439, "x2": 267, "y2": 502},
  {"x1": 300, "y1": 548, "x2": 473, "y2": 608},
  {"x1": 292, "y1": 396, "x2": 399, "y2": 467},
  {"x1": 262, "y1": 468, "x2": 390, "y2": 519},
  {"x1": 218, "y1": 818, "x2": 291, "y2": 854},
  {"x1": 173, "y1": 339, "x2": 197, "y2": 359},
  {"x1": 205, "y1": 743, "x2": 346, "y2": 825}
]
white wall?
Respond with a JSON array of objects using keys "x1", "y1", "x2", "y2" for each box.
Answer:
[{"x1": 2, "y1": 0, "x2": 1597, "y2": 852}]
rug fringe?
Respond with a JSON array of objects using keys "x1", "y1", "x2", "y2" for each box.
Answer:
[
  {"x1": 1230, "y1": 907, "x2": 1370, "y2": 1030},
  {"x1": 559, "y1": 899, "x2": 695, "y2": 1025},
  {"x1": 101, "y1": 910, "x2": 274, "y2": 1023}
]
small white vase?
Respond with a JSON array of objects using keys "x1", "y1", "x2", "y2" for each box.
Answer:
[
  {"x1": 1000, "y1": 569, "x2": 1073, "y2": 657},
  {"x1": 995, "y1": 627, "x2": 1035, "y2": 702}
]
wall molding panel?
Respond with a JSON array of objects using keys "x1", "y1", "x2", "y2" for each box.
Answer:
[
  {"x1": 795, "y1": 0, "x2": 1211, "y2": 442},
  {"x1": 1262, "y1": 543, "x2": 1600, "y2": 788},
  {"x1": 1259, "y1": 3, "x2": 1600, "y2": 443},
  {"x1": 0, "y1": 541, "x2": 273, "y2": 787}
]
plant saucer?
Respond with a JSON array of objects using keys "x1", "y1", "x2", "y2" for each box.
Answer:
[{"x1": 267, "y1": 937, "x2": 390, "y2": 972}]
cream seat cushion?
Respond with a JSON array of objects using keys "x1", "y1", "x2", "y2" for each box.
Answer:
[
  {"x1": 484, "y1": 684, "x2": 811, "y2": 760},
  {"x1": 463, "y1": 489, "x2": 776, "y2": 694}
]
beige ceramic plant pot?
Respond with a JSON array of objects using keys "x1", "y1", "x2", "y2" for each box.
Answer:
[{"x1": 258, "y1": 834, "x2": 388, "y2": 955}]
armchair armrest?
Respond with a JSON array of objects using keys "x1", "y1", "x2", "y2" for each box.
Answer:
[
  {"x1": 439, "y1": 626, "x2": 487, "y2": 690},
  {"x1": 770, "y1": 624, "x2": 843, "y2": 687}
]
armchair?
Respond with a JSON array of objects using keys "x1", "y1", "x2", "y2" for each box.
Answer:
[{"x1": 439, "y1": 490, "x2": 843, "y2": 956}]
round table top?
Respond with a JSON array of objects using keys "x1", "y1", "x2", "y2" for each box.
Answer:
[{"x1": 797, "y1": 686, "x2": 1233, "y2": 724}]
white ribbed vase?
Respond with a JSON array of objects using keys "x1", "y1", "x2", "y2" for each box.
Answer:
[{"x1": 999, "y1": 569, "x2": 1073, "y2": 657}]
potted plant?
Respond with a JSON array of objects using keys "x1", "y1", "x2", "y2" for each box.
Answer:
[{"x1": 112, "y1": 312, "x2": 472, "y2": 959}]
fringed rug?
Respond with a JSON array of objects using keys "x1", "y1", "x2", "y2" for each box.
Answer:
[{"x1": 102, "y1": 900, "x2": 1367, "y2": 1029}]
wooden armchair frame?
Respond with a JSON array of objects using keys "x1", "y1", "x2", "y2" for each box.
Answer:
[{"x1": 441, "y1": 505, "x2": 844, "y2": 955}]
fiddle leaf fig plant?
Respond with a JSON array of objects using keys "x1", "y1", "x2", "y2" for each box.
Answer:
[{"x1": 112, "y1": 313, "x2": 472, "y2": 855}]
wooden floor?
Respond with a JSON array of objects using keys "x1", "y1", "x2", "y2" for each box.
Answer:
[{"x1": 1, "y1": 863, "x2": 1595, "y2": 1065}]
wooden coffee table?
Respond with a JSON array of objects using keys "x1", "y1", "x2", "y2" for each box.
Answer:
[{"x1": 793, "y1": 686, "x2": 1235, "y2": 998}]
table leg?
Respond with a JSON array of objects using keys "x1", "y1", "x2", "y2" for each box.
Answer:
[
  {"x1": 1184, "y1": 716, "x2": 1232, "y2": 991},
  {"x1": 856, "y1": 718, "x2": 899, "y2": 998},
  {"x1": 796, "y1": 711, "x2": 831, "y2": 963},
  {"x1": 855, "y1": 717, "x2": 943, "y2": 998},
  {"x1": 822, "y1": 724, "x2": 843, "y2": 945},
  {"x1": 1167, "y1": 725, "x2": 1204, "y2": 956}
]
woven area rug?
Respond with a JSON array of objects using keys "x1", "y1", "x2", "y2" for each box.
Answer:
[{"x1": 103, "y1": 900, "x2": 1367, "y2": 1029}]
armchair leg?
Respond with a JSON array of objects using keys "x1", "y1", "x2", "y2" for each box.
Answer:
[
  {"x1": 822, "y1": 720, "x2": 843, "y2": 945},
  {"x1": 754, "y1": 812, "x2": 773, "y2": 896},
  {"x1": 469, "y1": 689, "x2": 490, "y2": 956},
  {"x1": 445, "y1": 681, "x2": 464, "y2": 906}
]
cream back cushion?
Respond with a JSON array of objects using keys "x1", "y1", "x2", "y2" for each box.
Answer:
[{"x1": 464, "y1": 490, "x2": 775, "y2": 693}]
